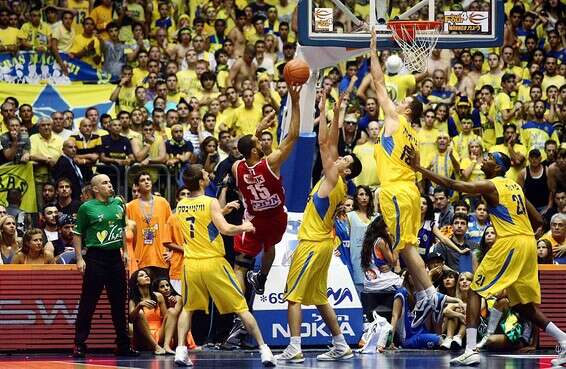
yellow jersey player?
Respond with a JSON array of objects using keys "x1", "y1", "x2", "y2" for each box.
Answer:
[
  {"x1": 275, "y1": 92, "x2": 362, "y2": 363},
  {"x1": 173, "y1": 164, "x2": 275, "y2": 367},
  {"x1": 369, "y1": 29, "x2": 440, "y2": 328},
  {"x1": 413, "y1": 152, "x2": 566, "y2": 366}
]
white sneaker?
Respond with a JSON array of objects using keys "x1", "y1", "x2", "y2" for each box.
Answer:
[
  {"x1": 450, "y1": 349, "x2": 480, "y2": 366},
  {"x1": 451, "y1": 335, "x2": 462, "y2": 350},
  {"x1": 275, "y1": 345, "x2": 305, "y2": 363},
  {"x1": 441, "y1": 337, "x2": 453, "y2": 350},
  {"x1": 316, "y1": 345, "x2": 354, "y2": 361},
  {"x1": 551, "y1": 347, "x2": 566, "y2": 367},
  {"x1": 259, "y1": 345, "x2": 276, "y2": 367},
  {"x1": 175, "y1": 346, "x2": 193, "y2": 367},
  {"x1": 476, "y1": 336, "x2": 489, "y2": 350}
]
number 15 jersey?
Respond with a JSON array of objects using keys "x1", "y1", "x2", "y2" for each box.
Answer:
[
  {"x1": 487, "y1": 177, "x2": 534, "y2": 238},
  {"x1": 374, "y1": 115, "x2": 418, "y2": 186},
  {"x1": 176, "y1": 195, "x2": 224, "y2": 259},
  {"x1": 235, "y1": 158, "x2": 285, "y2": 217}
]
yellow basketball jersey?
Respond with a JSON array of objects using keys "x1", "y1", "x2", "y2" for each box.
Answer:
[
  {"x1": 487, "y1": 177, "x2": 534, "y2": 238},
  {"x1": 298, "y1": 177, "x2": 346, "y2": 242},
  {"x1": 375, "y1": 115, "x2": 418, "y2": 186},
  {"x1": 175, "y1": 196, "x2": 224, "y2": 259}
]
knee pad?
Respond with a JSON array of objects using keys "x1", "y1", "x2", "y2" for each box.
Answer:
[{"x1": 234, "y1": 253, "x2": 255, "y2": 270}]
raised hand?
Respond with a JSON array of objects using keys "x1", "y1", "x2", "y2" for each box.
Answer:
[{"x1": 288, "y1": 84, "x2": 302, "y2": 103}]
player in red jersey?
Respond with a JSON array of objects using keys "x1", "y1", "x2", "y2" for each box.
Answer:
[{"x1": 231, "y1": 84, "x2": 302, "y2": 295}]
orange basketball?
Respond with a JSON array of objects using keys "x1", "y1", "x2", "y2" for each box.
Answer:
[{"x1": 283, "y1": 59, "x2": 310, "y2": 85}]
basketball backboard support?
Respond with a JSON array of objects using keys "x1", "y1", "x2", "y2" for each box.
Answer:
[{"x1": 298, "y1": 0, "x2": 504, "y2": 49}]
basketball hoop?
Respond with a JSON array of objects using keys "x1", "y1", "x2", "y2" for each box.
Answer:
[{"x1": 387, "y1": 20, "x2": 443, "y2": 73}]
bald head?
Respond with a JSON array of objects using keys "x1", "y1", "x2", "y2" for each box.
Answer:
[
  {"x1": 91, "y1": 174, "x2": 114, "y2": 200},
  {"x1": 62, "y1": 138, "x2": 77, "y2": 157}
]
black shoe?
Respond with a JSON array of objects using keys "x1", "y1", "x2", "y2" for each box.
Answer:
[
  {"x1": 72, "y1": 344, "x2": 87, "y2": 358},
  {"x1": 115, "y1": 347, "x2": 140, "y2": 357},
  {"x1": 247, "y1": 271, "x2": 266, "y2": 295}
]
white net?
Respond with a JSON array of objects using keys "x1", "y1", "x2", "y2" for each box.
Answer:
[{"x1": 388, "y1": 22, "x2": 443, "y2": 73}]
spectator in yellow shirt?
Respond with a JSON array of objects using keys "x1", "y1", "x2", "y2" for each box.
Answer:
[
  {"x1": 418, "y1": 109, "x2": 440, "y2": 167},
  {"x1": 494, "y1": 73, "x2": 521, "y2": 143},
  {"x1": 18, "y1": 7, "x2": 52, "y2": 52},
  {"x1": 0, "y1": 9, "x2": 22, "y2": 53},
  {"x1": 69, "y1": 17, "x2": 102, "y2": 67},
  {"x1": 232, "y1": 88, "x2": 262, "y2": 136},
  {"x1": 488, "y1": 123, "x2": 527, "y2": 183}
]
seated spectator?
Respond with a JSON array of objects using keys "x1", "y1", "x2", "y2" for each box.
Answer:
[
  {"x1": 6, "y1": 189, "x2": 26, "y2": 235},
  {"x1": 466, "y1": 201, "x2": 491, "y2": 246},
  {"x1": 99, "y1": 119, "x2": 134, "y2": 187},
  {"x1": 441, "y1": 272, "x2": 472, "y2": 350},
  {"x1": 55, "y1": 178, "x2": 82, "y2": 217},
  {"x1": 0, "y1": 215, "x2": 19, "y2": 264},
  {"x1": 197, "y1": 136, "x2": 220, "y2": 174},
  {"x1": 69, "y1": 17, "x2": 101, "y2": 67},
  {"x1": 390, "y1": 273, "x2": 462, "y2": 349},
  {"x1": 544, "y1": 189, "x2": 566, "y2": 226},
  {"x1": 541, "y1": 213, "x2": 566, "y2": 263},
  {"x1": 165, "y1": 124, "x2": 193, "y2": 168},
  {"x1": 41, "y1": 205, "x2": 59, "y2": 242},
  {"x1": 0, "y1": 117, "x2": 30, "y2": 164},
  {"x1": 52, "y1": 214, "x2": 75, "y2": 260},
  {"x1": 11, "y1": 229, "x2": 55, "y2": 265},
  {"x1": 426, "y1": 252, "x2": 447, "y2": 289},
  {"x1": 472, "y1": 226, "x2": 496, "y2": 272},
  {"x1": 53, "y1": 139, "x2": 84, "y2": 201},
  {"x1": 132, "y1": 121, "x2": 167, "y2": 166},
  {"x1": 418, "y1": 195, "x2": 460, "y2": 260},
  {"x1": 433, "y1": 213, "x2": 475, "y2": 272},
  {"x1": 151, "y1": 278, "x2": 183, "y2": 354},
  {"x1": 537, "y1": 239, "x2": 555, "y2": 264},
  {"x1": 128, "y1": 269, "x2": 167, "y2": 354},
  {"x1": 29, "y1": 117, "x2": 64, "y2": 185},
  {"x1": 433, "y1": 187, "x2": 454, "y2": 228},
  {"x1": 71, "y1": 118, "x2": 102, "y2": 183},
  {"x1": 360, "y1": 215, "x2": 403, "y2": 294},
  {"x1": 41, "y1": 181, "x2": 57, "y2": 206}
]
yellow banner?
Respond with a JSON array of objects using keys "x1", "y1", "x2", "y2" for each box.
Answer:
[
  {"x1": 0, "y1": 83, "x2": 115, "y2": 124},
  {"x1": 0, "y1": 163, "x2": 37, "y2": 213}
]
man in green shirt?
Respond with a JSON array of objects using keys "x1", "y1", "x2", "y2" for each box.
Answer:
[{"x1": 73, "y1": 174, "x2": 138, "y2": 358}]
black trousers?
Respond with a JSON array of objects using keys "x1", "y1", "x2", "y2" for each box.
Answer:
[{"x1": 75, "y1": 248, "x2": 130, "y2": 348}]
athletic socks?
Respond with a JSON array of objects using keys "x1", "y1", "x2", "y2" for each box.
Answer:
[
  {"x1": 545, "y1": 322, "x2": 566, "y2": 344},
  {"x1": 332, "y1": 334, "x2": 347, "y2": 347},
  {"x1": 487, "y1": 308, "x2": 503, "y2": 335},
  {"x1": 466, "y1": 328, "x2": 478, "y2": 351},
  {"x1": 290, "y1": 336, "x2": 302, "y2": 351}
]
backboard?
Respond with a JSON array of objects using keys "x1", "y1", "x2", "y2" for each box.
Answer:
[{"x1": 298, "y1": 0, "x2": 504, "y2": 49}]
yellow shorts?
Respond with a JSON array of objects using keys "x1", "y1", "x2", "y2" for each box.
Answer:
[
  {"x1": 181, "y1": 257, "x2": 248, "y2": 314},
  {"x1": 472, "y1": 235, "x2": 541, "y2": 306},
  {"x1": 284, "y1": 239, "x2": 334, "y2": 306},
  {"x1": 378, "y1": 182, "x2": 420, "y2": 252}
]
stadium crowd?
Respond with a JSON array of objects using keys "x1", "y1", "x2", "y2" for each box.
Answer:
[{"x1": 0, "y1": 0, "x2": 565, "y2": 357}]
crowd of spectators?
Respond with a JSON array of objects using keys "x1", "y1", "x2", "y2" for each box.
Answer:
[{"x1": 0, "y1": 0, "x2": 564, "y2": 355}]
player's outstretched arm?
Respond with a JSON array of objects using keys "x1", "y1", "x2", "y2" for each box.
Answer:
[
  {"x1": 408, "y1": 148, "x2": 495, "y2": 195},
  {"x1": 318, "y1": 97, "x2": 344, "y2": 198},
  {"x1": 210, "y1": 198, "x2": 255, "y2": 236},
  {"x1": 369, "y1": 28, "x2": 398, "y2": 134},
  {"x1": 267, "y1": 84, "x2": 302, "y2": 173}
]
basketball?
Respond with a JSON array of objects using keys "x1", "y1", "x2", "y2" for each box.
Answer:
[{"x1": 283, "y1": 59, "x2": 311, "y2": 85}]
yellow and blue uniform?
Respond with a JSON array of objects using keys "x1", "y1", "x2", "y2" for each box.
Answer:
[
  {"x1": 176, "y1": 195, "x2": 248, "y2": 314},
  {"x1": 284, "y1": 177, "x2": 346, "y2": 306},
  {"x1": 374, "y1": 115, "x2": 420, "y2": 251},
  {"x1": 471, "y1": 177, "x2": 541, "y2": 306}
]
